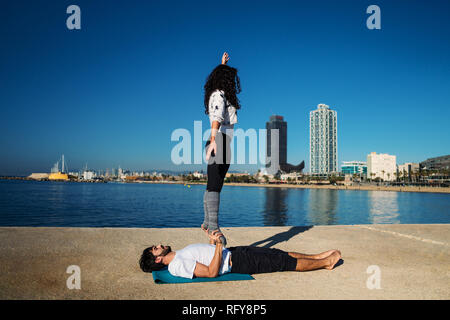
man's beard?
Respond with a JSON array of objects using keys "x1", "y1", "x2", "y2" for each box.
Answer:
[{"x1": 161, "y1": 246, "x2": 172, "y2": 256}]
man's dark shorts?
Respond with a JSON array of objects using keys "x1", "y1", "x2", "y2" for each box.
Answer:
[{"x1": 228, "y1": 246, "x2": 297, "y2": 274}]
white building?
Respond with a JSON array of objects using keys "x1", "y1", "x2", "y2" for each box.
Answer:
[
  {"x1": 68, "y1": 171, "x2": 79, "y2": 178},
  {"x1": 83, "y1": 170, "x2": 96, "y2": 180},
  {"x1": 310, "y1": 104, "x2": 338, "y2": 175},
  {"x1": 367, "y1": 152, "x2": 396, "y2": 181},
  {"x1": 280, "y1": 172, "x2": 302, "y2": 181},
  {"x1": 193, "y1": 171, "x2": 205, "y2": 179}
]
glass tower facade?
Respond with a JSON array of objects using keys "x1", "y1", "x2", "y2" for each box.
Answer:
[
  {"x1": 310, "y1": 104, "x2": 337, "y2": 174},
  {"x1": 266, "y1": 115, "x2": 287, "y2": 174}
]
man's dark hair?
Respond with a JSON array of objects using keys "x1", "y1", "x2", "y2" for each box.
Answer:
[{"x1": 139, "y1": 247, "x2": 166, "y2": 273}]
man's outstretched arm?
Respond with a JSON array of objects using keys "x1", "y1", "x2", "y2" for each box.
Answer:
[{"x1": 193, "y1": 231, "x2": 224, "y2": 278}]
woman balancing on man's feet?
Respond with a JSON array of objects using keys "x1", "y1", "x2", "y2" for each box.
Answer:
[{"x1": 201, "y1": 52, "x2": 241, "y2": 247}]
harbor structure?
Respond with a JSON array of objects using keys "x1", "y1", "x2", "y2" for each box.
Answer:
[{"x1": 48, "y1": 154, "x2": 69, "y2": 181}]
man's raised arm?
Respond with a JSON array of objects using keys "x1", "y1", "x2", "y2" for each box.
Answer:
[{"x1": 193, "y1": 231, "x2": 224, "y2": 278}]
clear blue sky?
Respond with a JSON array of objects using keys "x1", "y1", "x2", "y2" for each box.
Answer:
[{"x1": 1, "y1": 0, "x2": 449, "y2": 175}]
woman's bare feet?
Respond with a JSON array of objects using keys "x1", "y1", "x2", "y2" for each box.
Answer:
[
  {"x1": 208, "y1": 229, "x2": 227, "y2": 247},
  {"x1": 201, "y1": 225, "x2": 216, "y2": 244},
  {"x1": 324, "y1": 250, "x2": 341, "y2": 270}
]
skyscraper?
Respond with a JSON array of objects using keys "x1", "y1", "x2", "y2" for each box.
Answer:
[
  {"x1": 266, "y1": 115, "x2": 287, "y2": 174},
  {"x1": 265, "y1": 115, "x2": 305, "y2": 175},
  {"x1": 310, "y1": 104, "x2": 338, "y2": 175}
]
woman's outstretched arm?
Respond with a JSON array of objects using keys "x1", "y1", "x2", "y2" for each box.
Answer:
[{"x1": 221, "y1": 52, "x2": 229, "y2": 65}]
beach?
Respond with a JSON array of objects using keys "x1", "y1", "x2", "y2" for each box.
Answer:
[{"x1": 135, "y1": 180, "x2": 450, "y2": 194}]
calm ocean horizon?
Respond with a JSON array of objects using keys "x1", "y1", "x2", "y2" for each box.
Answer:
[{"x1": 0, "y1": 179, "x2": 449, "y2": 228}]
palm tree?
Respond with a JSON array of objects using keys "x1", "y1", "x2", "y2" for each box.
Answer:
[
  {"x1": 387, "y1": 172, "x2": 390, "y2": 182},
  {"x1": 381, "y1": 170, "x2": 385, "y2": 182}
]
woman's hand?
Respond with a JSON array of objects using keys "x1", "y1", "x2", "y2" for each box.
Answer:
[
  {"x1": 221, "y1": 52, "x2": 229, "y2": 65},
  {"x1": 208, "y1": 230, "x2": 224, "y2": 245},
  {"x1": 202, "y1": 225, "x2": 216, "y2": 244},
  {"x1": 206, "y1": 139, "x2": 217, "y2": 161}
]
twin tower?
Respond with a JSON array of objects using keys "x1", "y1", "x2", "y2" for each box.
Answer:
[
  {"x1": 265, "y1": 104, "x2": 337, "y2": 175},
  {"x1": 265, "y1": 115, "x2": 304, "y2": 175}
]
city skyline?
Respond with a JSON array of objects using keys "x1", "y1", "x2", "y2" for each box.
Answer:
[
  {"x1": 1, "y1": 0, "x2": 450, "y2": 176},
  {"x1": 3, "y1": 101, "x2": 449, "y2": 176}
]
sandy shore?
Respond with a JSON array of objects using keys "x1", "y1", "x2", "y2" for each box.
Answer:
[
  {"x1": 3, "y1": 177, "x2": 449, "y2": 193},
  {"x1": 136, "y1": 180, "x2": 450, "y2": 194}
]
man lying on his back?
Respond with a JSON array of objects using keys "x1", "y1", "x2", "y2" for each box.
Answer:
[{"x1": 139, "y1": 231, "x2": 341, "y2": 278}]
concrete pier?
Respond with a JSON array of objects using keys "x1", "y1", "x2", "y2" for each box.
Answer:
[{"x1": 0, "y1": 224, "x2": 448, "y2": 299}]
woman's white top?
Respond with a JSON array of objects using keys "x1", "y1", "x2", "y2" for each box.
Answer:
[{"x1": 208, "y1": 89, "x2": 237, "y2": 138}]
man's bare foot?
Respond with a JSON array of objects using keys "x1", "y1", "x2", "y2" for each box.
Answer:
[{"x1": 324, "y1": 250, "x2": 341, "y2": 270}]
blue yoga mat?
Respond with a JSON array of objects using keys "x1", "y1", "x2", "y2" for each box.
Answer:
[{"x1": 152, "y1": 267, "x2": 254, "y2": 284}]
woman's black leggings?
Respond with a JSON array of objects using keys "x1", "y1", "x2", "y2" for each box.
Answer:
[{"x1": 206, "y1": 132, "x2": 231, "y2": 192}]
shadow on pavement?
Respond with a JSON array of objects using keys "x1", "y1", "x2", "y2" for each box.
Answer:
[{"x1": 248, "y1": 225, "x2": 313, "y2": 248}]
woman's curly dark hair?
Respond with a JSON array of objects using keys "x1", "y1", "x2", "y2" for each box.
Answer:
[{"x1": 203, "y1": 64, "x2": 241, "y2": 115}]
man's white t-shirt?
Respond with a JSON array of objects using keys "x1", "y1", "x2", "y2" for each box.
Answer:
[{"x1": 168, "y1": 244, "x2": 232, "y2": 279}]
